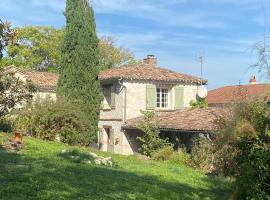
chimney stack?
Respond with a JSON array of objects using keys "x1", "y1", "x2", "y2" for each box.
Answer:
[
  {"x1": 249, "y1": 75, "x2": 256, "y2": 85},
  {"x1": 143, "y1": 55, "x2": 157, "y2": 65}
]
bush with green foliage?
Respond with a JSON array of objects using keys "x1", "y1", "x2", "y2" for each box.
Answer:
[
  {"x1": 213, "y1": 101, "x2": 270, "y2": 199},
  {"x1": 14, "y1": 97, "x2": 95, "y2": 145},
  {"x1": 151, "y1": 145, "x2": 174, "y2": 161},
  {"x1": 137, "y1": 111, "x2": 171, "y2": 157},
  {"x1": 233, "y1": 133, "x2": 270, "y2": 199},
  {"x1": 168, "y1": 149, "x2": 191, "y2": 166},
  {"x1": 152, "y1": 145, "x2": 191, "y2": 165},
  {"x1": 189, "y1": 98, "x2": 208, "y2": 109},
  {"x1": 189, "y1": 136, "x2": 214, "y2": 172}
]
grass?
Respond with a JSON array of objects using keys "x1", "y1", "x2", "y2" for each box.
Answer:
[{"x1": 0, "y1": 132, "x2": 231, "y2": 200}]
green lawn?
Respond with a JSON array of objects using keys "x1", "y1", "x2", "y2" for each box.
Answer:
[{"x1": 0, "y1": 133, "x2": 231, "y2": 200}]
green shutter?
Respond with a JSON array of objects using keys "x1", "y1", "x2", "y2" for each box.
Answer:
[
  {"x1": 175, "y1": 86, "x2": 184, "y2": 109},
  {"x1": 109, "y1": 128, "x2": 114, "y2": 153},
  {"x1": 146, "y1": 85, "x2": 156, "y2": 110},
  {"x1": 110, "y1": 86, "x2": 116, "y2": 109}
]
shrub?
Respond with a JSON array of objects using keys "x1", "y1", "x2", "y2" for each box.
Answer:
[
  {"x1": 189, "y1": 98, "x2": 208, "y2": 109},
  {"x1": 137, "y1": 111, "x2": 171, "y2": 157},
  {"x1": 151, "y1": 145, "x2": 174, "y2": 161},
  {"x1": 233, "y1": 134, "x2": 270, "y2": 199},
  {"x1": 14, "y1": 97, "x2": 95, "y2": 145},
  {"x1": 168, "y1": 149, "x2": 190, "y2": 166},
  {"x1": 189, "y1": 136, "x2": 214, "y2": 172},
  {"x1": 213, "y1": 101, "x2": 270, "y2": 198},
  {"x1": 0, "y1": 117, "x2": 13, "y2": 132},
  {"x1": 212, "y1": 144, "x2": 238, "y2": 176}
]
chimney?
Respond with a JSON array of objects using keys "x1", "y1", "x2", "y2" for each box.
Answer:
[
  {"x1": 143, "y1": 55, "x2": 157, "y2": 65},
  {"x1": 249, "y1": 75, "x2": 256, "y2": 85}
]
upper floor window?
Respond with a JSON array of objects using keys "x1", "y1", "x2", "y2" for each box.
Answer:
[
  {"x1": 102, "y1": 85, "x2": 116, "y2": 110},
  {"x1": 156, "y1": 88, "x2": 169, "y2": 108}
]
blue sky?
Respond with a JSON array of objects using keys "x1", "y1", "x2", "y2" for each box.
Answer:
[{"x1": 1, "y1": 0, "x2": 270, "y2": 89}]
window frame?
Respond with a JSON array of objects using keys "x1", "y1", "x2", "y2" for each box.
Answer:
[{"x1": 156, "y1": 87, "x2": 169, "y2": 109}]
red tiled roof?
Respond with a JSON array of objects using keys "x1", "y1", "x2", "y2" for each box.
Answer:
[
  {"x1": 206, "y1": 84, "x2": 270, "y2": 105},
  {"x1": 123, "y1": 107, "x2": 227, "y2": 132},
  {"x1": 99, "y1": 63, "x2": 207, "y2": 85},
  {"x1": 4, "y1": 66, "x2": 59, "y2": 92}
]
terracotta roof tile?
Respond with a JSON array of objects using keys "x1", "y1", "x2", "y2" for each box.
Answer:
[
  {"x1": 206, "y1": 84, "x2": 270, "y2": 105},
  {"x1": 123, "y1": 107, "x2": 226, "y2": 132},
  {"x1": 99, "y1": 63, "x2": 207, "y2": 84},
  {"x1": 4, "y1": 66, "x2": 59, "y2": 92}
]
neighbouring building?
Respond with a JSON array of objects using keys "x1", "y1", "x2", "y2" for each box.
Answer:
[
  {"x1": 98, "y1": 55, "x2": 216, "y2": 155},
  {"x1": 4, "y1": 66, "x2": 58, "y2": 100},
  {"x1": 207, "y1": 76, "x2": 270, "y2": 107}
]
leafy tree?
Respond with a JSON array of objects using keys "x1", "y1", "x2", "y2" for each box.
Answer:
[
  {"x1": 0, "y1": 20, "x2": 13, "y2": 60},
  {"x1": 0, "y1": 26, "x2": 63, "y2": 71},
  {"x1": 99, "y1": 36, "x2": 137, "y2": 69},
  {"x1": 0, "y1": 69, "x2": 36, "y2": 117},
  {"x1": 57, "y1": 0, "x2": 102, "y2": 142},
  {"x1": 1, "y1": 25, "x2": 136, "y2": 71},
  {"x1": 137, "y1": 111, "x2": 170, "y2": 157}
]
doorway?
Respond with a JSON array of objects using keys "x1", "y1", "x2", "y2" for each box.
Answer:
[{"x1": 104, "y1": 127, "x2": 114, "y2": 153}]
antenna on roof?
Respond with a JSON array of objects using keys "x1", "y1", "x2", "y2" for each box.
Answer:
[{"x1": 198, "y1": 53, "x2": 205, "y2": 86}]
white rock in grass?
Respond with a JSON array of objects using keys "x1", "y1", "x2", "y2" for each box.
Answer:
[
  {"x1": 94, "y1": 159, "x2": 101, "y2": 165},
  {"x1": 89, "y1": 152, "x2": 98, "y2": 158}
]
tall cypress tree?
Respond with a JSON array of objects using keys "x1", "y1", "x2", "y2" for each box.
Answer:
[{"x1": 57, "y1": 0, "x2": 101, "y2": 140}]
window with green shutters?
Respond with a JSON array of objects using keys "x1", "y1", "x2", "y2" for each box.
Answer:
[
  {"x1": 146, "y1": 85, "x2": 156, "y2": 110},
  {"x1": 174, "y1": 86, "x2": 184, "y2": 109}
]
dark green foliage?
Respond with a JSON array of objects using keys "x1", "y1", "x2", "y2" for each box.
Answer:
[
  {"x1": 0, "y1": 117, "x2": 13, "y2": 132},
  {"x1": 137, "y1": 111, "x2": 171, "y2": 157},
  {"x1": 57, "y1": 0, "x2": 102, "y2": 137},
  {"x1": 14, "y1": 97, "x2": 94, "y2": 145},
  {"x1": 233, "y1": 134, "x2": 270, "y2": 200}
]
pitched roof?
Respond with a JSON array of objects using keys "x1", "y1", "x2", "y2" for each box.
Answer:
[
  {"x1": 3, "y1": 66, "x2": 59, "y2": 92},
  {"x1": 98, "y1": 63, "x2": 207, "y2": 85},
  {"x1": 206, "y1": 84, "x2": 270, "y2": 105},
  {"x1": 123, "y1": 107, "x2": 227, "y2": 132}
]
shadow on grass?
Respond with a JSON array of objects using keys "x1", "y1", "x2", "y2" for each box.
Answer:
[{"x1": 0, "y1": 146, "x2": 230, "y2": 200}]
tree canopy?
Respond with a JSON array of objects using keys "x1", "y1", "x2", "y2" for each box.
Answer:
[
  {"x1": 0, "y1": 24, "x2": 136, "y2": 71},
  {"x1": 0, "y1": 26, "x2": 63, "y2": 71}
]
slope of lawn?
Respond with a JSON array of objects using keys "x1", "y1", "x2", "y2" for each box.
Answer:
[{"x1": 0, "y1": 133, "x2": 231, "y2": 200}]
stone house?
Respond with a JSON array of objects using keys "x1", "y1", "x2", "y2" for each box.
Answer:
[
  {"x1": 4, "y1": 58, "x2": 224, "y2": 155},
  {"x1": 98, "y1": 55, "x2": 213, "y2": 155}
]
